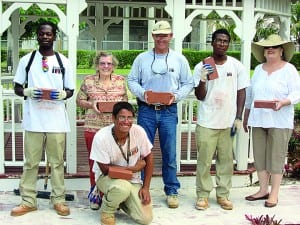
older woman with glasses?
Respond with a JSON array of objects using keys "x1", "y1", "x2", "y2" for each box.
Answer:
[
  {"x1": 76, "y1": 51, "x2": 128, "y2": 210},
  {"x1": 243, "y1": 34, "x2": 300, "y2": 207}
]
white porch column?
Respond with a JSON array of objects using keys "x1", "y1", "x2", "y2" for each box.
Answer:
[
  {"x1": 0, "y1": 33, "x2": 3, "y2": 173},
  {"x1": 65, "y1": 0, "x2": 87, "y2": 173},
  {"x1": 165, "y1": 0, "x2": 187, "y2": 171},
  {"x1": 0, "y1": 84, "x2": 3, "y2": 174},
  {"x1": 279, "y1": 16, "x2": 291, "y2": 41},
  {"x1": 123, "y1": 7, "x2": 130, "y2": 50},
  {"x1": 170, "y1": 0, "x2": 185, "y2": 52},
  {"x1": 190, "y1": 20, "x2": 201, "y2": 50},
  {"x1": 10, "y1": 10, "x2": 20, "y2": 73},
  {"x1": 0, "y1": 1, "x2": 6, "y2": 174},
  {"x1": 235, "y1": 0, "x2": 255, "y2": 171},
  {"x1": 95, "y1": 2, "x2": 104, "y2": 50},
  {"x1": 147, "y1": 7, "x2": 155, "y2": 50},
  {"x1": 199, "y1": 19, "x2": 207, "y2": 50}
]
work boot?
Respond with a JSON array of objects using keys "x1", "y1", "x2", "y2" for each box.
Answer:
[
  {"x1": 101, "y1": 212, "x2": 115, "y2": 225},
  {"x1": 10, "y1": 204, "x2": 37, "y2": 216},
  {"x1": 195, "y1": 198, "x2": 209, "y2": 210},
  {"x1": 217, "y1": 197, "x2": 233, "y2": 210},
  {"x1": 54, "y1": 203, "x2": 70, "y2": 216}
]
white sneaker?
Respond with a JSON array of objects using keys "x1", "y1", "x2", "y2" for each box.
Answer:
[
  {"x1": 167, "y1": 195, "x2": 179, "y2": 208},
  {"x1": 90, "y1": 202, "x2": 100, "y2": 210}
]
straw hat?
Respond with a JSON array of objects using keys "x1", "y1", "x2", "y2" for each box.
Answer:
[
  {"x1": 152, "y1": 21, "x2": 172, "y2": 34},
  {"x1": 251, "y1": 34, "x2": 295, "y2": 62}
]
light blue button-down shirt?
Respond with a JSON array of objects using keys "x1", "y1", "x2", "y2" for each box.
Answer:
[{"x1": 128, "y1": 49, "x2": 194, "y2": 103}]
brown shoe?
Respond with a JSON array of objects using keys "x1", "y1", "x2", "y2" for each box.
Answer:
[
  {"x1": 245, "y1": 193, "x2": 269, "y2": 201},
  {"x1": 217, "y1": 197, "x2": 233, "y2": 210},
  {"x1": 10, "y1": 204, "x2": 37, "y2": 216},
  {"x1": 195, "y1": 198, "x2": 209, "y2": 210},
  {"x1": 101, "y1": 212, "x2": 115, "y2": 225},
  {"x1": 264, "y1": 200, "x2": 277, "y2": 208},
  {"x1": 54, "y1": 203, "x2": 70, "y2": 216}
]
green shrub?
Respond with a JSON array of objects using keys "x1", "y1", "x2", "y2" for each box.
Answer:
[{"x1": 1, "y1": 49, "x2": 300, "y2": 71}]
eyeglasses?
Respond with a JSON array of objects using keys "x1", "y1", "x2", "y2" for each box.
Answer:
[
  {"x1": 117, "y1": 116, "x2": 134, "y2": 122},
  {"x1": 214, "y1": 38, "x2": 230, "y2": 46},
  {"x1": 151, "y1": 49, "x2": 169, "y2": 75},
  {"x1": 99, "y1": 62, "x2": 113, "y2": 67},
  {"x1": 42, "y1": 56, "x2": 49, "y2": 72},
  {"x1": 264, "y1": 45, "x2": 282, "y2": 49}
]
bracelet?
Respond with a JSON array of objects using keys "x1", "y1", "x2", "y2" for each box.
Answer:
[{"x1": 236, "y1": 116, "x2": 242, "y2": 120}]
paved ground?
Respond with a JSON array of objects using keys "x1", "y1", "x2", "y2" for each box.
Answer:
[{"x1": 0, "y1": 176, "x2": 300, "y2": 225}]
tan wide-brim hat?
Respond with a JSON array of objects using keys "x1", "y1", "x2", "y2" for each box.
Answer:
[
  {"x1": 152, "y1": 20, "x2": 172, "y2": 34},
  {"x1": 251, "y1": 34, "x2": 295, "y2": 62}
]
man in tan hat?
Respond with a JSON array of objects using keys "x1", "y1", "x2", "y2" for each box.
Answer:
[
  {"x1": 128, "y1": 20, "x2": 194, "y2": 209},
  {"x1": 243, "y1": 34, "x2": 300, "y2": 208}
]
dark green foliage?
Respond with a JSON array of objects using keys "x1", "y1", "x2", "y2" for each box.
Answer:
[
  {"x1": 1, "y1": 49, "x2": 300, "y2": 70},
  {"x1": 77, "y1": 50, "x2": 95, "y2": 69},
  {"x1": 287, "y1": 107, "x2": 300, "y2": 178},
  {"x1": 178, "y1": 50, "x2": 241, "y2": 69},
  {"x1": 112, "y1": 50, "x2": 143, "y2": 68},
  {"x1": 182, "y1": 50, "x2": 209, "y2": 68},
  {"x1": 290, "y1": 52, "x2": 300, "y2": 70}
]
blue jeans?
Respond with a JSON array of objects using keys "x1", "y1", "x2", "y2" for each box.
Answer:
[{"x1": 137, "y1": 104, "x2": 180, "y2": 195}]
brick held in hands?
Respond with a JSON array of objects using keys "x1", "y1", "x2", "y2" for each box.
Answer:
[
  {"x1": 97, "y1": 101, "x2": 117, "y2": 113},
  {"x1": 203, "y1": 57, "x2": 219, "y2": 80},
  {"x1": 254, "y1": 100, "x2": 277, "y2": 109},
  {"x1": 40, "y1": 88, "x2": 56, "y2": 100},
  {"x1": 108, "y1": 166, "x2": 133, "y2": 180},
  {"x1": 147, "y1": 91, "x2": 173, "y2": 105}
]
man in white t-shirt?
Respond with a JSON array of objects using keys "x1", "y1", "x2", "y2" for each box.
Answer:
[
  {"x1": 90, "y1": 102, "x2": 153, "y2": 225},
  {"x1": 11, "y1": 21, "x2": 74, "y2": 217},
  {"x1": 193, "y1": 29, "x2": 250, "y2": 211}
]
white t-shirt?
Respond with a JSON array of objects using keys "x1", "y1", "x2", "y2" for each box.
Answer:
[
  {"x1": 13, "y1": 51, "x2": 75, "y2": 132},
  {"x1": 90, "y1": 124, "x2": 153, "y2": 184},
  {"x1": 193, "y1": 56, "x2": 250, "y2": 129},
  {"x1": 245, "y1": 62, "x2": 300, "y2": 129}
]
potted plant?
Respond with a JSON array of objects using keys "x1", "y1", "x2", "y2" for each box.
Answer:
[{"x1": 245, "y1": 214, "x2": 282, "y2": 225}]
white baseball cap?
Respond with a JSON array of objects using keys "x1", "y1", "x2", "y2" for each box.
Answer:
[{"x1": 152, "y1": 21, "x2": 172, "y2": 34}]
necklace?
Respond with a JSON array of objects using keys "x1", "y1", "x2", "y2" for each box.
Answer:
[
  {"x1": 111, "y1": 127, "x2": 130, "y2": 165},
  {"x1": 42, "y1": 56, "x2": 49, "y2": 72}
]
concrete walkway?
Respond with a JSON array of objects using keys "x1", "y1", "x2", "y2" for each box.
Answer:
[{"x1": 0, "y1": 176, "x2": 300, "y2": 225}]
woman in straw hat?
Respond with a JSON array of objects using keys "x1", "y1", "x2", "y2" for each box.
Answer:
[{"x1": 243, "y1": 34, "x2": 300, "y2": 207}]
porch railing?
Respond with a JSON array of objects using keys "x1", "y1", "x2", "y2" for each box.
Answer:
[{"x1": 0, "y1": 84, "x2": 252, "y2": 174}]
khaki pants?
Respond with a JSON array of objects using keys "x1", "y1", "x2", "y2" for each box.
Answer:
[
  {"x1": 97, "y1": 175, "x2": 153, "y2": 225},
  {"x1": 252, "y1": 127, "x2": 292, "y2": 174},
  {"x1": 20, "y1": 131, "x2": 66, "y2": 207},
  {"x1": 195, "y1": 125, "x2": 234, "y2": 199}
]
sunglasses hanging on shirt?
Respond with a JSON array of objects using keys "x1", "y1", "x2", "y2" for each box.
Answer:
[{"x1": 151, "y1": 49, "x2": 169, "y2": 75}]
